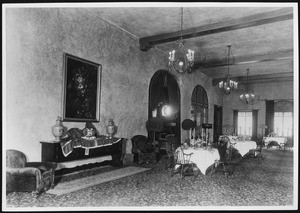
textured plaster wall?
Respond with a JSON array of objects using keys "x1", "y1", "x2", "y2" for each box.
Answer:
[
  {"x1": 5, "y1": 8, "x2": 166, "y2": 161},
  {"x1": 222, "y1": 81, "x2": 294, "y2": 136},
  {"x1": 5, "y1": 8, "x2": 220, "y2": 161}
]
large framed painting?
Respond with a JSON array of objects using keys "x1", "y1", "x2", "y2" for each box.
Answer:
[{"x1": 62, "y1": 53, "x2": 101, "y2": 122}]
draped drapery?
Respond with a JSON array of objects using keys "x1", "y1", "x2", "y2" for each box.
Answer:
[
  {"x1": 166, "y1": 74, "x2": 180, "y2": 113},
  {"x1": 265, "y1": 100, "x2": 275, "y2": 136},
  {"x1": 191, "y1": 85, "x2": 208, "y2": 108},
  {"x1": 148, "y1": 70, "x2": 181, "y2": 144},
  {"x1": 233, "y1": 110, "x2": 238, "y2": 135},
  {"x1": 149, "y1": 72, "x2": 168, "y2": 110},
  {"x1": 252, "y1": 110, "x2": 258, "y2": 141},
  {"x1": 274, "y1": 100, "x2": 293, "y2": 112},
  {"x1": 191, "y1": 85, "x2": 209, "y2": 139}
]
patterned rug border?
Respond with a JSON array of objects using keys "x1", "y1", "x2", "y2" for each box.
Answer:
[{"x1": 47, "y1": 166, "x2": 151, "y2": 196}]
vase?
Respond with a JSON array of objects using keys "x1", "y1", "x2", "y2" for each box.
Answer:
[
  {"x1": 52, "y1": 116, "x2": 64, "y2": 142},
  {"x1": 106, "y1": 118, "x2": 116, "y2": 138}
]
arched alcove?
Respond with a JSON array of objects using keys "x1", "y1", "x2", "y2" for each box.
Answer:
[
  {"x1": 148, "y1": 70, "x2": 181, "y2": 149},
  {"x1": 191, "y1": 85, "x2": 208, "y2": 139}
]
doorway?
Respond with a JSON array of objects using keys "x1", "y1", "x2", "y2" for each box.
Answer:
[
  {"x1": 214, "y1": 105, "x2": 223, "y2": 142},
  {"x1": 148, "y1": 70, "x2": 181, "y2": 148}
]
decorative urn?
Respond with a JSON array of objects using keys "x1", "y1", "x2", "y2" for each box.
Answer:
[
  {"x1": 106, "y1": 118, "x2": 116, "y2": 138},
  {"x1": 52, "y1": 116, "x2": 64, "y2": 142}
]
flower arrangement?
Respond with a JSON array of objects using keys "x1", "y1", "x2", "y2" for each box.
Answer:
[{"x1": 268, "y1": 132, "x2": 278, "y2": 137}]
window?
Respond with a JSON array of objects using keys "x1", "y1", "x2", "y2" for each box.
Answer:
[
  {"x1": 191, "y1": 85, "x2": 208, "y2": 139},
  {"x1": 237, "y1": 111, "x2": 252, "y2": 136},
  {"x1": 274, "y1": 112, "x2": 293, "y2": 137}
]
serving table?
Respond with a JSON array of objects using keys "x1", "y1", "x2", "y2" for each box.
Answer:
[
  {"x1": 40, "y1": 136, "x2": 124, "y2": 170},
  {"x1": 177, "y1": 147, "x2": 220, "y2": 175},
  {"x1": 263, "y1": 137, "x2": 287, "y2": 148}
]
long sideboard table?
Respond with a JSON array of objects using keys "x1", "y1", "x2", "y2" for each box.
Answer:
[{"x1": 40, "y1": 137, "x2": 125, "y2": 170}]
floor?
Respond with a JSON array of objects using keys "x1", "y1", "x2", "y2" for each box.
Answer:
[{"x1": 4, "y1": 148, "x2": 295, "y2": 210}]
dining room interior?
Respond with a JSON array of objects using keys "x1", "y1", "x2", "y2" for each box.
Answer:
[{"x1": 2, "y1": 2, "x2": 298, "y2": 211}]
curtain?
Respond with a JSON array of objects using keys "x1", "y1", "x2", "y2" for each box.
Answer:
[
  {"x1": 265, "y1": 100, "x2": 275, "y2": 136},
  {"x1": 149, "y1": 72, "x2": 169, "y2": 111},
  {"x1": 149, "y1": 71, "x2": 180, "y2": 113},
  {"x1": 274, "y1": 100, "x2": 293, "y2": 112},
  {"x1": 233, "y1": 110, "x2": 238, "y2": 135},
  {"x1": 148, "y1": 70, "x2": 181, "y2": 141},
  {"x1": 167, "y1": 75, "x2": 180, "y2": 113},
  {"x1": 191, "y1": 85, "x2": 208, "y2": 108},
  {"x1": 252, "y1": 110, "x2": 258, "y2": 141}
]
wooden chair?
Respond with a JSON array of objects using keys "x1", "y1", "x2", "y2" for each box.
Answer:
[
  {"x1": 164, "y1": 134, "x2": 178, "y2": 169},
  {"x1": 131, "y1": 135, "x2": 159, "y2": 164},
  {"x1": 211, "y1": 136, "x2": 235, "y2": 177},
  {"x1": 171, "y1": 147, "x2": 200, "y2": 181},
  {"x1": 254, "y1": 142, "x2": 264, "y2": 159},
  {"x1": 284, "y1": 137, "x2": 293, "y2": 150},
  {"x1": 247, "y1": 138, "x2": 264, "y2": 159}
]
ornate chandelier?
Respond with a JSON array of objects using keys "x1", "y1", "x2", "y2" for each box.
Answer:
[
  {"x1": 168, "y1": 8, "x2": 195, "y2": 74},
  {"x1": 239, "y1": 68, "x2": 255, "y2": 104},
  {"x1": 218, "y1": 45, "x2": 238, "y2": 94}
]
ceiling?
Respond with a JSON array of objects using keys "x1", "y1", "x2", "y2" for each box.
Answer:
[{"x1": 86, "y1": 5, "x2": 295, "y2": 85}]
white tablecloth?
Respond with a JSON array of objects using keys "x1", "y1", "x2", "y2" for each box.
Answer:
[
  {"x1": 263, "y1": 137, "x2": 287, "y2": 145},
  {"x1": 177, "y1": 147, "x2": 220, "y2": 175},
  {"x1": 233, "y1": 141, "x2": 257, "y2": 156}
]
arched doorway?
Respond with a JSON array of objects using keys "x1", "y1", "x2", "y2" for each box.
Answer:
[
  {"x1": 148, "y1": 70, "x2": 181, "y2": 149},
  {"x1": 191, "y1": 85, "x2": 208, "y2": 140}
]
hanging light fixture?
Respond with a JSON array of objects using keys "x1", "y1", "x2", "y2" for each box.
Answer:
[
  {"x1": 168, "y1": 7, "x2": 195, "y2": 74},
  {"x1": 239, "y1": 68, "x2": 255, "y2": 104},
  {"x1": 218, "y1": 45, "x2": 238, "y2": 94}
]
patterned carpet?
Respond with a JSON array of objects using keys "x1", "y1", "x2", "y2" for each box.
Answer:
[
  {"x1": 4, "y1": 149, "x2": 295, "y2": 210},
  {"x1": 47, "y1": 166, "x2": 151, "y2": 196}
]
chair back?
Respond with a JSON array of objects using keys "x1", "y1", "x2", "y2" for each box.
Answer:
[
  {"x1": 165, "y1": 134, "x2": 178, "y2": 158},
  {"x1": 131, "y1": 135, "x2": 152, "y2": 153},
  {"x1": 174, "y1": 147, "x2": 193, "y2": 164},
  {"x1": 182, "y1": 152, "x2": 193, "y2": 164},
  {"x1": 218, "y1": 136, "x2": 230, "y2": 149},
  {"x1": 6, "y1": 149, "x2": 27, "y2": 168}
]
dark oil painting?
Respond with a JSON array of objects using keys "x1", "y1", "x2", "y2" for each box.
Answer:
[{"x1": 62, "y1": 53, "x2": 101, "y2": 122}]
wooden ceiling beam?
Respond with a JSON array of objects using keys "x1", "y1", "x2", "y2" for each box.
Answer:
[
  {"x1": 195, "y1": 54, "x2": 293, "y2": 69},
  {"x1": 140, "y1": 8, "x2": 293, "y2": 51},
  {"x1": 195, "y1": 49, "x2": 293, "y2": 70},
  {"x1": 212, "y1": 72, "x2": 294, "y2": 86}
]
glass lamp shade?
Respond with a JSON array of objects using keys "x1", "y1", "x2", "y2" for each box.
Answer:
[
  {"x1": 239, "y1": 68, "x2": 255, "y2": 104},
  {"x1": 218, "y1": 76, "x2": 238, "y2": 95},
  {"x1": 240, "y1": 92, "x2": 255, "y2": 104}
]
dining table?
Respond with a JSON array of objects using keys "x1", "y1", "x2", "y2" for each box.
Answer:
[
  {"x1": 177, "y1": 147, "x2": 220, "y2": 175},
  {"x1": 219, "y1": 135, "x2": 257, "y2": 157},
  {"x1": 232, "y1": 140, "x2": 257, "y2": 156}
]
